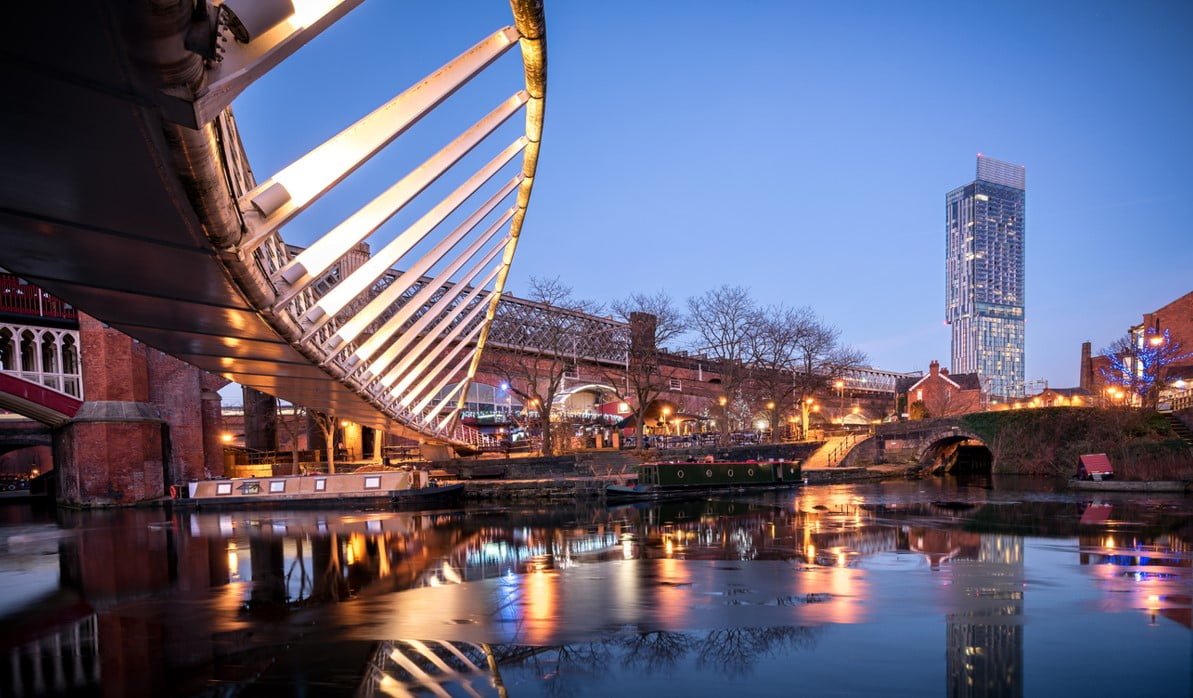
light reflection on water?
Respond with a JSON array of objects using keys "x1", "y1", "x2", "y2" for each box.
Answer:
[{"x1": 0, "y1": 478, "x2": 1190, "y2": 696}]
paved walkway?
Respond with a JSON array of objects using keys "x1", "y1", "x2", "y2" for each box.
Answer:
[{"x1": 801, "y1": 435, "x2": 854, "y2": 471}]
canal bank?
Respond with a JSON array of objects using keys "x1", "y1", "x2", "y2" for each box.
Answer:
[{"x1": 451, "y1": 462, "x2": 919, "y2": 502}]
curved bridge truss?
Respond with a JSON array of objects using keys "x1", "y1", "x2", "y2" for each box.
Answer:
[{"x1": 0, "y1": 1, "x2": 546, "y2": 448}]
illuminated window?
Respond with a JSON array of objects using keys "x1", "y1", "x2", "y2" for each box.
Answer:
[
  {"x1": 314, "y1": 478, "x2": 327, "y2": 492},
  {"x1": 216, "y1": 482, "x2": 233, "y2": 495},
  {"x1": 363, "y1": 476, "x2": 382, "y2": 490},
  {"x1": 269, "y1": 480, "x2": 286, "y2": 493}
]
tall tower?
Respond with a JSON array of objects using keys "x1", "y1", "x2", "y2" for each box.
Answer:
[{"x1": 946, "y1": 155, "x2": 1026, "y2": 399}]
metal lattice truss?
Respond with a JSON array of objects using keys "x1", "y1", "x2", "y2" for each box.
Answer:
[
  {"x1": 201, "y1": 1, "x2": 546, "y2": 446},
  {"x1": 486, "y1": 296, "x2": 630, "y2": 366}
]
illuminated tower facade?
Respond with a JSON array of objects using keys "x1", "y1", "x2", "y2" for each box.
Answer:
[{"x1": 945, "y1": 155, "x2": 1026, "y2": 399}]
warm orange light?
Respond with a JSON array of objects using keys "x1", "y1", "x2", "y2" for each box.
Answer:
[
  {"x1": 812, "y1": 405, "x2": 820, "y2": 412},
  {"x1": 340, "y1": 420, "x2": 350, "y2": 427},
  {"x1": 221, "y1": 433, "x2": 234, "y2": 443},
  {"x1": 718, "y1": 396, "x2": 727, "y2": 406},
  {"x1": 1150, "y1": 336, "x2": 1164, "y2": 346},
  {"x1": 851, "y1": 406, "x2": 860, "y2": 414},
  {"x1": 834, "y1": 380, "x2": 844, "y2": 389},
  {"x1": 766, "y1": 401, "x2": 775, "y2": 410}
]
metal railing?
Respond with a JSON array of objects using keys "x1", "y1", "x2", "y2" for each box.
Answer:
[
  {"x1": 0, "y1": 274, "x2": 77, "y2": 321},
  {"x1": 826, "y1": 433, "x2": 860, "y2": 467}
]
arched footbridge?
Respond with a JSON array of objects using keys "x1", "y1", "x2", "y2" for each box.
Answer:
[
  {"x1": 841, "y1": 418, "x2": 993, "y2": 473},
  {"x1": 0, "y1": 1, "x2": 546, "y2": 450}
]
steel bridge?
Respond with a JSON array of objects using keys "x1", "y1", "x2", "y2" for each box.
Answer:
[{"x1": 0, "y1": 0, "x2": 546, "y2": 449}]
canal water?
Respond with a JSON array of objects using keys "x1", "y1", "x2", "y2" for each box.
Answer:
[{"x1": 1, "y1": 476, "x2": 1190, "y2": 696}]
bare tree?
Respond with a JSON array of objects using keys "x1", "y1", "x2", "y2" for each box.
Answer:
[
  {"x1": 790, "y1": 315, "x2": 867, "y2": 436},
  {"x1": 489, "y1": 277, "x2": 598, "y2": 456},
  {"x1": 309, "y1": 411, "x2": 339, "y2": 474},
  {"x1": 602, "y1": 291, "x2": 687, "y2": 453},
  {"x1": 273, "y1": 401, "x2": 309, "y2": 475},
  {"x1": 688, "y1": 285, "x2": 756, "y2": 446},
  {"x1": 745, "y1": 305, "x2": 812, "y2": 442}
]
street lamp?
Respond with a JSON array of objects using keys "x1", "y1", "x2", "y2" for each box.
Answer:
[{"x1": 661, "y1": 406, "x2": 671, "y2": 435}]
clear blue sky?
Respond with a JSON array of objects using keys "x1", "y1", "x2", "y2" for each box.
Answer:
[{"x1": 232, "y1": 0, "x2": 1193, "y2": 392}]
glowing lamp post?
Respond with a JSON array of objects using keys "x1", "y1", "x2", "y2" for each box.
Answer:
[{"x1": 800, "y1": 397, "x2": 816, "y2": 441}]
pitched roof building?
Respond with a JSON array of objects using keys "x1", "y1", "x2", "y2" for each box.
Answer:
[{"x1": 904, "y1": 360, "x2": 983, "y2": 418}]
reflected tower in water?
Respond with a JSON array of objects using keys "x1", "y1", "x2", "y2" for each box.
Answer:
[{"x1": 946, "y1": 534, "x2": 1024, "y2": 697}]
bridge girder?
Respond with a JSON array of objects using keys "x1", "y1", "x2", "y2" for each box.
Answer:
[{"x1": 0, "y1": 1, "x2": 547, "y2": 450}]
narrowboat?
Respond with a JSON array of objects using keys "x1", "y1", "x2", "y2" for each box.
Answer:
[
  {"x1": 606, "y1": 459, "x2": 802, "y2": 501},
  {"x1": 179, "y1": 470, "x2": 465, "y2": 509}
]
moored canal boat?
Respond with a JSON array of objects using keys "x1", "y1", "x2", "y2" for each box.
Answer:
[
  {"x1": 181, "y1": 470, "x2": 465, "y2": 509},
  {"x1": 606, "y1": 459, "x2": 802, "y2": 501}
]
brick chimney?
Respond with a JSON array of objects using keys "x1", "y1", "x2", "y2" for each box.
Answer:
[
  {"x1": 1079, "y1": 341, "x2": 1093, "y2": 392},
  {"x1": 929, "y1": 360, "x2": 940, "y2": 377}
]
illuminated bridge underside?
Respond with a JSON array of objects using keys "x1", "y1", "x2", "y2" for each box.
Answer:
[{"x1": 0, "y1": 1, "x2": 546, "y2": 446}]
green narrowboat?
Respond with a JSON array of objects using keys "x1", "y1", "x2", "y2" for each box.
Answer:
[{"x1": 606, "y1": 460, "x2": 802, "y2": 500}]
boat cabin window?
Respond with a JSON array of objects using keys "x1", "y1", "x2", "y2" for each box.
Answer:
[
  {"x1": 314, "y1": 478, "x2": 327, "y2": 492},
  {"x1": 363, "y1": 476, "x2": 382, "y2": 490},
  {"x1": 239, "y1": 482, "x2": 260, "y2": 495},
  {"x1": 215, "y1": 482, "x2": 233, "y2": 495},
  {"x1": 269, "y1": 480, "x2": 286, "y2": 493}
]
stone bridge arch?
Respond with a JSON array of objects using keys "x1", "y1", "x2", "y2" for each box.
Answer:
[
  {"x1": 872, "y1": 419, "x2": 993, "y2": 473},
  {"x1": 918, "y1": 429, "x2": 992, "y2": 473}
]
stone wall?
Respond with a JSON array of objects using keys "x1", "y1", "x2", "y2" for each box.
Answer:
[{"x1": 426, "y1": 453, "x2": 584, "y2": 479}]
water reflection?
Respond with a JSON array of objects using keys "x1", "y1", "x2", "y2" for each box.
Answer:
[
  {"x1": 360, "y1": 626, "x2": 823, "y2": 697},
  {"x1": 0, "y1": 481, "x2": 1189, "y2": 695}
]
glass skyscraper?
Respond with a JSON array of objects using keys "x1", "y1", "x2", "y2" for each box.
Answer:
[{"x1": 946, "y1": 155, "x2": 1025, "y2": 399}]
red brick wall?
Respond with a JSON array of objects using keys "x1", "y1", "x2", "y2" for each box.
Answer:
[
  {"x1": 148, "y1": 349, "x2": 205, "y2": 482},
  {"x1": 55, "y1": 420, "x2": 164, "y2": 505},
  {"x1": 59, "y1": 314, "x2": 227, "y2": 503},
  {"x1": 1143, "y1": 291, "x2": 1193, "y2": 348},
  {"x1": 910, "y1": 363, "x2": 981, "y2": 417},
  {"x1": 78, "y1": 313, "x2": 149, "y2": 402}
]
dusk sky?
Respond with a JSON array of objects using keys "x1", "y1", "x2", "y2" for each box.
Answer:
[{"x1": 231, "y1": 1, "x2": 1193, "y2": 392}]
